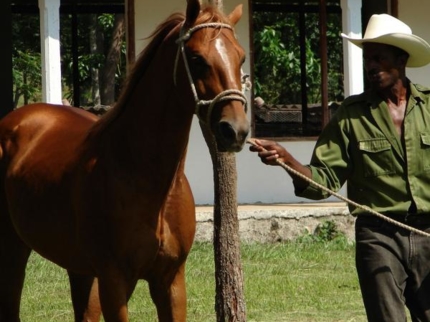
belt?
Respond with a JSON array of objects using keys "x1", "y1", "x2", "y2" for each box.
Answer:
[{"x1": 358, "y1": 213, "x2": 430, "y2": 227}]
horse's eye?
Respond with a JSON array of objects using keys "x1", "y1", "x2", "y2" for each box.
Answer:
[
  {"x1": 190, "y1": 54, "x2": 209, "y2": 68},
  {"x1": 188, "y1": 55, "x2": 210, "y2": 78}
]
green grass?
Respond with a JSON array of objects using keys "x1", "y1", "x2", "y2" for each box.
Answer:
[{"x1": 20, "y1": 241, "x2": 366, "y2": 321}]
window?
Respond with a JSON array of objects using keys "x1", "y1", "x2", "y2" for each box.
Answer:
[
  {"x1": 251, "y1": 0, "x2": 343, "y2": 138},
  {"x1": 11, "y1": 2, "x2": 125, "y2": 111}
]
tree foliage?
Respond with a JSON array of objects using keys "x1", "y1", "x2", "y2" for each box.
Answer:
[
  {"x1": 60, "y1": 13, "x2": 126, "y2": 106},
  {"x1": 12, "y1": 50, "x2": 42, "y2": 108},
  {"x1": 12, "y1": 11, "x2": 126, "y2": 108},
  {"x1": 253, "y1": 9, "x2": 344, "y2": 105},
  {"x1": 12, "y1": 14, "x2": 42, "y2": 107}
]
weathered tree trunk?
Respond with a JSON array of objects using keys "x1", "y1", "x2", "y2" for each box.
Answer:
[
  {"x1": 199, "y1": 2, "x2": 246, "y2": 319},
  {"x1": 199, "y1": 123, "x2": 246, "y2": 322},
  {"x1": 100, "y1": 13, "x2": 125, "y2": 105},
  {"x1": 209, "y1": 0, "x2": 223, "y2": 11},
  {"x1": 88, "y1": 14, "x2": 102, "y2": 106}
]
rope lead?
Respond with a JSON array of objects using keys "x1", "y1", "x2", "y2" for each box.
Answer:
[{"x1": 247, "y1": 138, "x2": 430, "y2": 238}]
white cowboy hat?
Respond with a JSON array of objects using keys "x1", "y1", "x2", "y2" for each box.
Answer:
[{"x1": 341, "y1": 14, "x2": 430, "y2": 67}]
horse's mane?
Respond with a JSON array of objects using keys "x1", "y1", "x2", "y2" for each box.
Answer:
[{"x1": 88, "y1": 4, "x2": 231, "y2": 140}]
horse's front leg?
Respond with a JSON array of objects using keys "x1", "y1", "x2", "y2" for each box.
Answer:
[
  {"x1": 96, "y1": 268, "x2": 138, "y2": 322},
  {"x1": 68, "y1": 272, "x2": 101, "y2": 322},
  {"x1": 148, "y1": 264, "x2": 187, "y2": 322}
]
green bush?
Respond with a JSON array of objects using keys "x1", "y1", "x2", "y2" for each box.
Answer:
[{"x1": 296, "y1": 220, "x2": 350, "y2": 249}]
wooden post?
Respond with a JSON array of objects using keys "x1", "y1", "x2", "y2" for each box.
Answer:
[
  {"x1": 319, "y1": 0, "x2": 329, "y2": 126},
  {"x1": 2, "y1": 0, "x2": 13, "y2": 117},
  {"x1": 125, "y1": 0, "x2": 136, "y2": 67}
]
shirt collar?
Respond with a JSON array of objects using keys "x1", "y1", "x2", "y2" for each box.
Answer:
[
  {"x1": 364, "y1": 79, "x2": 424, "y2": 107},
  {"x1": 409, "y1": 81, "x2": 427, "y2": 105}
]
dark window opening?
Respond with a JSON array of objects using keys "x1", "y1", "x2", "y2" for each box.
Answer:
[
  {"x1": 11, "y1": 2, "x2": 125, "y2": 112},
  {"x1": 250, "y1": 0, "x2": 343, "y2": 139}
]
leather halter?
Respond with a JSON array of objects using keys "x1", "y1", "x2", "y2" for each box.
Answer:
[{"x1": 174, "y1": 22, "x2": 248, "y2": 125}]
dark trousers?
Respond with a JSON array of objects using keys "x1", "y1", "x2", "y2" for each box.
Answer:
[{"x1": 355, "y1": 215, "x2": 430, "y2": 322}]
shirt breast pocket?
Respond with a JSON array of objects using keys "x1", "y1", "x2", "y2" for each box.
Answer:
[
  {"x1": 420, "y1": 133, "x2": 430, "y2": 171},
  {"x1": 358, "y1": 138, "x2": 395, "y2": 177}
]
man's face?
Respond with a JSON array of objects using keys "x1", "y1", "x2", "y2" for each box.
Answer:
[{"x1": 363, "y1": 43, "x2": 407, "y2": 91}]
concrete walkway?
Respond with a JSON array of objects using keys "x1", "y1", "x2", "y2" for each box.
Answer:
[{"x1": 195, "y1": 202, "x2": 355, "y2": 243}]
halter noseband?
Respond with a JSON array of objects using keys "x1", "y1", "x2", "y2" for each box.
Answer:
[{"x1": 174, "y1": 22, "x2": 249, "y2": 125}]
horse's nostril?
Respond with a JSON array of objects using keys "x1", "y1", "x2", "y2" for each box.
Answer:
[
  {"x1": 216, "y1": 121, "x2": 249, "y2": 152},
  {"x1": 218, "y1": 121, "x2": 236, "y2": 142}
]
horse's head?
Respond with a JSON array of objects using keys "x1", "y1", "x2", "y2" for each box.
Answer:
[{"x1": 177, "y1": 0, "x2": 250, "y2": 152}]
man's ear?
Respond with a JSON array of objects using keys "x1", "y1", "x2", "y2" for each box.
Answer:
[{"x1": 398, "y1": 53, "x2": 409, "y2": 68}]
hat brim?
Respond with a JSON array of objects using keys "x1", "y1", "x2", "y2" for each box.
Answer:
[{"x1": 341, "y1": 33, "x2": 430, "y2": 67}]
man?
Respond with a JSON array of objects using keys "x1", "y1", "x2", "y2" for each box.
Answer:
[{"x1": 250, "y1": 14, "x2": 430, "y2": 321}]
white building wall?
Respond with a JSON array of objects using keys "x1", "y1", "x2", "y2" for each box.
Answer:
[
  {"x1": 133, "y1": 1, "x2": 345, "y2": 205},
  {"x1": 398, "y1": 0, "x2": 430, "y2": 87},
  {"x1": 340, "y1": 0, "x2": 363, "y2": 97},
  {"x1": 35, "y1": 0, "x2": 429, "y2": 205}
]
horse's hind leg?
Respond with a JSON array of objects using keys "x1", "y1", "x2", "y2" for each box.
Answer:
[
  {"x1": 148, "y1": 264, "x2": 187, "y2": 322},
  {"x1": 0, "y1": 212, "x2": 31, "y2": 322},
  {"x1": 68, "y1": 272, "x2": 101, "y2": 322}
]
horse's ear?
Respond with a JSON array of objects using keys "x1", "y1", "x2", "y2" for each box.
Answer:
[
  {"x1": 185, "y1": 0, "x2": 201, "y2": 26},
  {"x1": 228, "y1": 4, "x2": 243, "y2": 26}
]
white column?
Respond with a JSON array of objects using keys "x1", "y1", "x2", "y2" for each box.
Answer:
[
  {"x1": 39, "y1": 0, "x2": 62, "y2": 104},
  {"x1": 340, "y1": 0, "x2": 363, "y2": 96}
]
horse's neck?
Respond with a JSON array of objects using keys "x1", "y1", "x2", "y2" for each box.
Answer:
[{"x1": 99, "y1": 42, "x2": 195, "y2": 184}]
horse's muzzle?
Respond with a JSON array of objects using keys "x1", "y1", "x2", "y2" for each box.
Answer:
[{"x1": 216, "y1": 120, "x2": 249, "y2": 152}]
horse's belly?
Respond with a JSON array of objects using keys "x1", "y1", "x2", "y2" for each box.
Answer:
[
  {"x1": 7, "y1": 191, "x2": 92, "y2": 273},
  {"x1": 15, "y1": 219, "x2": 91, "y2": 273}
]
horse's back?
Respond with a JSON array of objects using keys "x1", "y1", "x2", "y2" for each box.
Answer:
[
  {"x1": 0, "y1": 103, "x2": 97, "y2": 163},
  {"x1": 0, "y1": 103, "x2": 96, "y2": 191},
  {"x1": 0, "y1": 103, "x2": 97, "y2": 268}
]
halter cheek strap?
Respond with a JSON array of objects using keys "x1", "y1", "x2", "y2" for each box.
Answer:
[{"x1": 174, "y1": 22, "x2": 249, "y2": 125}]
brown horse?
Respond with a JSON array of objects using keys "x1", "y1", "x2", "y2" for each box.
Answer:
[{"x1": 0, "y1": 0, "x2": 249, "y2": 321}]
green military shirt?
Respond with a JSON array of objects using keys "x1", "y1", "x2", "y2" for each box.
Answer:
[{"x1": 297, "y1": 82, "x2": 430, "y2": 216}]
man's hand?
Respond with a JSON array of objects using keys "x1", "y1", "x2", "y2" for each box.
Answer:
[{"x1": 248, "y1": 139, "x2": 290, "y2": 166}]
